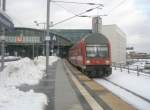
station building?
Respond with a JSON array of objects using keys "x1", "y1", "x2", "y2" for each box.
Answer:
[
  {"x1": 102, "y1": 25, "x2": 126, "y2": 64},
  {"x1": 0, "y1": 0, "x2": 13, "y2": 34},
  {"x1": 4, "y1": 28, "x2": 71, "y2": 58},
  {"x1": 0, "y1": 0, "x2": 14, "y2": 59}
]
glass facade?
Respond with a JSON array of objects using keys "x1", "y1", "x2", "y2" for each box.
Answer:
[
  {"x1": 51, "y1": 29, "x2": 92, "y2": 43},
  {"x1": 6, "y1": 28, "x2": 43, "y2": 36},
  {"x1": 5, "y1": 28, "x2": 71, "y2": 45}
]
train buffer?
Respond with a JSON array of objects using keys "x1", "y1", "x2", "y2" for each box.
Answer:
[{"x1": 19, "y1": 59, "x2": 137, "y2": 110}]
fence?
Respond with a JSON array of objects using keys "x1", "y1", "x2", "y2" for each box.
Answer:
[{"x1": 112, "y1": 63, "x2": 150, "y2": 76}]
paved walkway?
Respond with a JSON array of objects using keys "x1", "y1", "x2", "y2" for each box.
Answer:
[
  {"x1": 55, "y1": 60, "x2": 83, "y2": 110},
  {"x1": 18, "y1": 59, "x2": 83, "y2": 110}
]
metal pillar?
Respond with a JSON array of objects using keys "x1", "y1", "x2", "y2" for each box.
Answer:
[
  {"x1": 43, "y1": 23, "x2": 46, "y2": 56},
  {"x1": 32, "y1": 43, "x2": 34, "y2": 59},
  {"x1": 46, "y1": 0, "x2": 51, "y2": 73},
  {"x1": 1, "y1": 28, "x2": 5, "y2": 71},
  {"x1": 3, "y1": 0, "x2": 6, "y2": 11}
]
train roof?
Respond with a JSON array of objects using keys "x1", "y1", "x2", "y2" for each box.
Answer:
[
  {"x1": 82, "y1": 33, "x2": 109, "y2": 44},
  {"x1": 71, "y1": 33, "x2": 109, "y2": 49}
]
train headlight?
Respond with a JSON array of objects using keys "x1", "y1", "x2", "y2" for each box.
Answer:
[
  {"x1": 105, "y1": 60, "x2": 110, "y2": 64},
  {"x1": 86, "y1": 60, "x2": 90, "y2": 64}
]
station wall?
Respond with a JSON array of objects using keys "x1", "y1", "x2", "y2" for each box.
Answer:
[{"x1": 102, "y1": 24, "x2": 126, "y2": 64}]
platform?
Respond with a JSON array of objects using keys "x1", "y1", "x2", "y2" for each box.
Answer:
[
  {"x1": 18, "y1": 59, "x2": 137, "y2": 110},
  {"x1": 55, "y1": 60, "x2": 83, "y2": 110}
]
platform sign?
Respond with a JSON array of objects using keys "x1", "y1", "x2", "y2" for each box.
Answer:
[
  {"x1": 52, "y1": 35, "x2": 56, "y2": 41},
  {"x1": 45, "y1": 36, "x2": 51, "y2": 41},
  {"x1": 16, "y1": 36, "x2": 23, "y2": 43}
]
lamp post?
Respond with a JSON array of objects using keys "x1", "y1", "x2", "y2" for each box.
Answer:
[{"x1": 34, "y1": 21, "x2": 46, "y2": 55}]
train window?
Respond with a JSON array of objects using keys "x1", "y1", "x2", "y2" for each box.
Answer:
[
  {"x1": 86, "y1": 46, "x2": 109, "y2": 58},
  {"x1": 86, "y1": 46, "x2": 97, "y2": 57},
  {"x1": 97, "y1": 46, "x2": 109, "y2": 57}
]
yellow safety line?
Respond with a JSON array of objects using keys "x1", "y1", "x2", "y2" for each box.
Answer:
[{"x1": 64, "y1": 62, "x2": 104, "y2": 110}]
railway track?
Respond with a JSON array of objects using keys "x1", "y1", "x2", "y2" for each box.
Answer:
[
  {"x1": 103, "y1": 78, "x2": 150, "y2": 104},
  {"x1": 65, "y1": 60, "x2": 136, "y2": 110},
  {"x1": 67, "y1": 60, "x2": 150, "y2": 104}
]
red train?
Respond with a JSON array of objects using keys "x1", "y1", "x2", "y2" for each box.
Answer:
[{"x1": 69, "y1": 33, "x2": 112, "y2": 77}]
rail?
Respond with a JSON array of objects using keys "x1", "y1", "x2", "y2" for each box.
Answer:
[{"x1": 103, "y1": 78, "x2": 150, "y2": 104}]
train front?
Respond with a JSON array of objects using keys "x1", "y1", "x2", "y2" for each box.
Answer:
[{"x1": 83, "y1": 33, "x2": 112, "y2": 77}]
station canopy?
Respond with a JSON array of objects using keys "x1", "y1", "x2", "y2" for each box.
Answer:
[{"x1": 5, "y1": 28, "x2": 72, "y2": 46}]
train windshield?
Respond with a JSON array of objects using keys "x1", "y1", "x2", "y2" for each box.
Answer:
[{"x1": 86, "y1": 45, "x2": 109, "y2": 58}]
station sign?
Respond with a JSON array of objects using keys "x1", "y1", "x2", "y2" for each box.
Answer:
[
  {"x1": 16, "y1": 36, "x2": 23, "y2": 43},
  {"x1": 52, "y1": 35, "x2": 56, "y2": 41},
  {"x1": 45, "y1": 36, "x2": 51, "y2": 41}
]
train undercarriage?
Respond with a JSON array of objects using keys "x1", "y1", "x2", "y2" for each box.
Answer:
[{"x1": 82, "y1": 65, "x2": 112, "y2": 78}]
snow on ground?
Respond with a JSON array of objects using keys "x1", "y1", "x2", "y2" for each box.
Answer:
[
  {"x1": 0, "y1": 57, "x2": 44, "y2": 86},
  {"x1": 129, "y1": 61, "x2": 145, "y2": 70},
  {"x1": 128, "y1": 59, "x2": 150, "y2": 70},
  {"x1": 132, "y1": 59, "x2": 150, "y2": 62},
  {"x1": 0, "y1": 87, "x2": 47, "y2": 110},
  {"x1": 0, "y1": 56, "x2": 59, "y2": 110},
  {"x1": 34, "y1": 56, "x2": 60, "y2": 71},
  {"x1": 0, "y1": 56, "x2": 20, "y2": 67},
  {"x1": 95, "y1": 68, "x2": 150, "y2": 110},
  {"x1": 0, "y1": 56, "x2": 20, "y2": 59}
]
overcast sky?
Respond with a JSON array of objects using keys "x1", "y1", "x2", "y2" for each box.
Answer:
[{"x1": 6, "y1": 0, "x2": 150, "y2": 53}]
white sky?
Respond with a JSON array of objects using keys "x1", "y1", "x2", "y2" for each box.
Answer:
[{"x1": 5, "y1": 0, "x2": 150, "y2": 53}]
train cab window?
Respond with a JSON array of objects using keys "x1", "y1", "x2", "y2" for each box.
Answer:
[
  {"x1": 97, "y1": 46, "x2": 108, "y2": 57},
  {"x1": 86, "y1": 46, "x2": 97, "y2": 57},
  {"x1": 86, "y1": 45, "x2": 109, "y2": 58}
]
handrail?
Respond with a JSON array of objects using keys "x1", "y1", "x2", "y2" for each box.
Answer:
[{"x1": 112, "y1": 62, "x2": 150, "y2": 77}]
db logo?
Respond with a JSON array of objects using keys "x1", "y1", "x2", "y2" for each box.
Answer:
[{"x1": 16, "y1": 36, "x2": 23, "y2": 43}]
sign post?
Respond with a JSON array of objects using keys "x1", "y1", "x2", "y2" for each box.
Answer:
[{"x1": 46, "y1": 0, "x2": 51, "y2": 73}]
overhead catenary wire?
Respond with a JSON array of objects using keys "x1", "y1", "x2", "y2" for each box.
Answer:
[
  {"x1": 107, "y1": 0, "x2": 128, "y2": 14},
  {"x1": 54, "y1": 3, "x2": 103, "y2": 18},
  {"x1": 52, "y1": 5, "x2": 101, "y2": 27},
  {"x1": 51, "y1": 0, "x2": 104, "y2": 6},
  {"x1": 54, "y1": 3, "x2": 78, "y2": 16}
]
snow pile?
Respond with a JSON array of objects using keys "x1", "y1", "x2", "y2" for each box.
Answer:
[
  {"x1": 0, "y1": 87, "x2": 47, "y2": 110},
  {"x1": 95, "y1": 69, "x2": 150, "y2": 110},
  {"x1": 34, "y1": 56, "x2": 59, "y2": 71},
  {"x1": 0, "y1": 57, "x2": 44, "y2": 86},
  {"x1": 0, "y1": 56, "x2": 59, "y2": 110},
  {"x1": 49, "y1": 56, "x2": 60, "y2": 65}
]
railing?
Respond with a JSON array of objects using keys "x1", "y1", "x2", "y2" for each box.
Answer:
[{"x1": 112, "y1": 63, "x2": 150, "y2": 77}]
